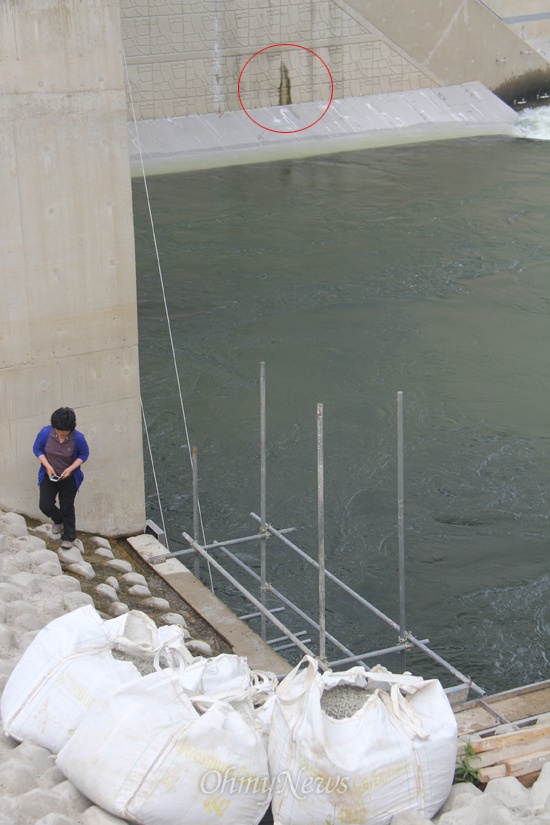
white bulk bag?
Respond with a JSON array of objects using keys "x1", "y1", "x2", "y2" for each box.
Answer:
[
  {"x1": 1, "y1": 605, "x2": 141, "y2": 753},
  {"x1": 172, "y1": 652, "x2": 254, "y2": 695},
  {"x1": 105, "y1": 609, "x2": 193, "y2": 667},
  {"x1": 170, "y1": 653, "x2": 277, "y2": 707},
  {"x1": 268, "y1": 656, "x2": 457, "y2": 825},
  {"x1": 56, "y1": 668, "x2": 271, "y2": 825},
  {"x1": 168, "y1": 655, "x2": 278, "y2": 750}
]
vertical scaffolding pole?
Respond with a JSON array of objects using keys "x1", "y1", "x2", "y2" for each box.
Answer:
[
  {"x1": 260, "y1": 362, "x2": 267, "y2": 640},
  {"x1": 317, "y1": 403, "x2": 326, "y2": 661},
  {"x1": 397, "y1": 391, "x2": 406, "y2": 672},
  {"x1": 192, "y1": 445, "x2": 200, "y2": 578}
]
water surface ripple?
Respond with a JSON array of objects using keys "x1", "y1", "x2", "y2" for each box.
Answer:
[{"x1": 134, "y1": 109, "x2": 550, "y2": 693}]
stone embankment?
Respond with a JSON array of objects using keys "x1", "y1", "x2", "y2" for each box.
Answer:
[
  {"x1": 392, "y1": 774, "x2": 550, "y2": 824},
  {"x1": 1, "y1": 509, "x2": 550, "y2": 825},
  {"x1": 0, "y1": 509, "x2": 221, "y2": 825}
]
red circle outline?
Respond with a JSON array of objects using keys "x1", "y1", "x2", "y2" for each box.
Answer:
[{"x1": 238, "y1": 44, "x2": 334, "y2": 134}]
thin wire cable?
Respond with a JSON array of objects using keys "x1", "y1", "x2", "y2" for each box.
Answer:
[
  {"x1": 141, "y1": 399, "x2": 169, "y2": 550},
  {"x1": 123, "y1": 47, "x2": 214, "y2": 587}
]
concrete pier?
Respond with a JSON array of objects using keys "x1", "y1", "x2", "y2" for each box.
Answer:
[{"x1": 0, "y1": 0, "x2": 145, "y2": 536}]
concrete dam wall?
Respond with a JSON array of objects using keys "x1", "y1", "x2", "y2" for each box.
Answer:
[{"x1": 121, "y1": 0, "x2": 550, "y2": 121}]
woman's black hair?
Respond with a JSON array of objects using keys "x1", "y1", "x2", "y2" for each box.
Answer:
[{"x1": 50, "y1": 407, "x2": 77, "y2": 432}]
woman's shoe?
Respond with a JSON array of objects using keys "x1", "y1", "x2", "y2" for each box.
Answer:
[
  {"x1": 52, "y1": 523, "x2": 63, "y2": 536},
  {"x1": 60, "y1": 540, "x2": 73, "y2": 550}
]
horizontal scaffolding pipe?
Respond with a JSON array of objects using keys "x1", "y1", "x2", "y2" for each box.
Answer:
[
  {"x1": 251, "y1": 513, "x2": 402, "y2": 632},
  {"x1": 274, "y1": 639, "x2": 312, "y2": 652},
  {"x1": 269, "y1": 630, "x2": 308, "y2": 645},
  {"x1": 241, "y1": 606, "x2": 285, "y2": 621},
  {"x1": 329, "y1": 639, "x2": 429, "y2": 668},
  {"x1": 182, "y1": 531, "x2": 326, "y2": 667},
  {"x1": 212, "y1": 539, "x2": 369, "y2": 668},
  {"x1": 207, "y1": 531, "x2": 295, "y2": 551},
  {"x1": 404, "y1": 632, "x2": 486, "y2": 696},
  {"x1": 149, "y1": 527, "x2": 296, "y2": 564},
  {"x1": 250, "y1": 514, "x2": 486, "y2": 696}
]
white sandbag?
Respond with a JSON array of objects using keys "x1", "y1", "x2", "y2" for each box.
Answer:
[
  {"x1": 56, "y1": 668, "x2": 271, "y2": 825},
  {"x1": 156, "y1": 624, "x2": 195, "y2": 666},
  {"x1": 165, "y1": 655, "x2": 279, "y2": 733},
  {"x1": 168, "y1": 652, "x2": 252, "y2": 694},
  {"x1": 104, "y1": 609, "x2": 160, "y2": 654},
  {"x1": 268, "y1": 656, "x2": 457, "y2": 825},
  {"x1": 1, "y1": 605, "x2": 140, "y2": 753},
  {"x1": 106, "y1": 609, "x2": 194, "y2": 667},
  {"x1": 173, "y1": 653, "x2": 277, "y2": 699}
]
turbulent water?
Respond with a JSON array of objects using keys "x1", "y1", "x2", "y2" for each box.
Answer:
[{"x1": 133, "y1": 106, "x2": 550, "y2": 694}]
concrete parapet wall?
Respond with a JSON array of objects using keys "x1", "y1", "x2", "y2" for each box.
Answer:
[{"x1": 0, "y1": 0, "x2": 145, "y2": 536}]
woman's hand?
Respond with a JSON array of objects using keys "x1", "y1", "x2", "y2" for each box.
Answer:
[{"x1": 38, "y1": 455, "x2": 56, "y2": 478}]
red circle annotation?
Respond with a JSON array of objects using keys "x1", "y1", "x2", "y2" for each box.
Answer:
[{"x1": 237, "y1": 44, "x2": 334, "y2": 134}]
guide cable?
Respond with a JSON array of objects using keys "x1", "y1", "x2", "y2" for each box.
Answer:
[{"x1": 123, "y1": 47, "x2": 215, "y2": 591}]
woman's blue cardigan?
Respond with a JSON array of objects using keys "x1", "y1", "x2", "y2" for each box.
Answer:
[{"x1": 33, "y1": 427, "x2": 90, "y2": 490}]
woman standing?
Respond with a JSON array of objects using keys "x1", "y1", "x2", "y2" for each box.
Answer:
[{"x1": 33, "y1": 407, "x2": 90, "y2": 549}]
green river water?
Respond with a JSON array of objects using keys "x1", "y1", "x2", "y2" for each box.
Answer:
[{"x1": 133, "y1": 106, "x2": 550, "y2": 693}]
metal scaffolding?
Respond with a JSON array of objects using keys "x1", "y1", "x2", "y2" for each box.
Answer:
[{"x1": 150, "y1": 363, "x2": 486, "y2": 699}]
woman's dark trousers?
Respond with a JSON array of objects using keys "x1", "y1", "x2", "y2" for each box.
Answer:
[{"x1": 39, "y1": 476, "x2": 77, "y2": 542}]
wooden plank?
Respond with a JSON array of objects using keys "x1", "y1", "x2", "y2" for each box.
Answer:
[
  {"x1": 472, "y1": 736, "x2": 550, "y2": 769},
  {"x1": 476, "y1": 745, "x2": 550, "y2": 784},
  {"x1": 469, "y1": 724, "x2": 550, "y2": 754},
  {"x1": 478, "y1": 754, "x2": 549, "y2": 784},
  {"x1": 504, "y1": 749, "x2": 550, "y2": 775},
  {"x1": 478, "y1": 764, "x2": 506, "y2": 783}
]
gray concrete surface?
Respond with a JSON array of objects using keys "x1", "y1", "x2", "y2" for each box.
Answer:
[{"x1": 128, "y1": 82, "x2": 518, "y2": 175}]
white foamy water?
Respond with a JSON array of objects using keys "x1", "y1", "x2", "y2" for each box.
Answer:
[{"x1": 514, "y1": 104, "x2": 550, "y2": 140}]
